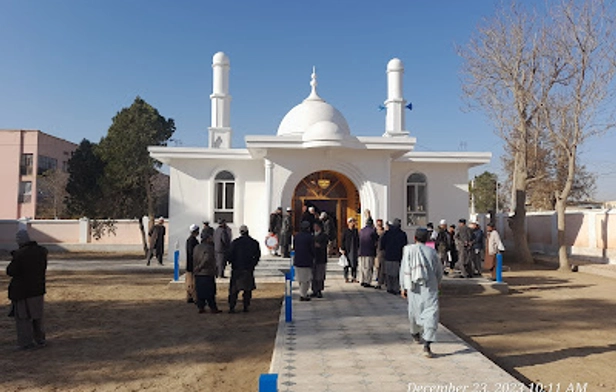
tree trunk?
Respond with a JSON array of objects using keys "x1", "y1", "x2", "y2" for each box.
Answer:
[
  {"x1": 555, "y1": 198, "x2": 569, "y2": 271},
  {"x1": 138, "y1": 217, "x2": 148, "y2": 256},
  {"x1": 508, "y1": 146, "x2": 534, "y2": 264}
]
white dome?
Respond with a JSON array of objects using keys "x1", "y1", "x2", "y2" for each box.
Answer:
[
  {"x1": 277, "y1": 68, "x2": 351, "y2": 138},
  {"x1": 387, "y1": 58, "x2": 404, "y2": 71},
  {"x1": 212, "y1": 51, "x2": 229, "y2": 65}
]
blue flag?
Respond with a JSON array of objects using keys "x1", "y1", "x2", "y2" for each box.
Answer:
[
  {"x1": 378, "y1": 105, "x2": 386, "y2": 111},
  {"x1": 406, "y1": 103, "x2": 413, "y2": 111}
]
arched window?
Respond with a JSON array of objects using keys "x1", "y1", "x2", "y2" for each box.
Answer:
[
  {"x1": 214, "y1": 170, "x2": 235, "y2": 223},
  {"x1": 406, "y1": 173, "x2": 427, "y2": 227}
]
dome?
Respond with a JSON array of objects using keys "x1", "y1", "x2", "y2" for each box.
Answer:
[
  {"x1": 277, "y1": 68, "x2": 351, "y2": 138},
  {"x1": 212, "y1": 51, "x2": 229, "y2": 65},
  {"x1": 387, "y1": 58, "x2": 404, "y2": 71}
]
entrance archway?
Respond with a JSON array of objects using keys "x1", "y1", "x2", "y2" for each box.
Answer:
[{"x1": 292, "y1": 170, "x2": 360, "y2": 248}]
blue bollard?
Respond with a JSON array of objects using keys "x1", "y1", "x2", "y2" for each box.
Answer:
[
  {"x1": 285, "y1": 271, "x2": 292, "y2": 323},
  {"x1": 259, "y1": 373, "x2": 278, "y2": 391},
  {"x1": 496, "y1": 253, "x2": 503, "y2": 283},
  {"x1": 289, "y1": 250, "x2": 295, "y2": 282},
  {"x1": 173, "y1": 250, "x2": 180, "y2": 281}
]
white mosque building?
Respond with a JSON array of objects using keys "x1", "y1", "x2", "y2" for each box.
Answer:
[{"x1": 149, "y1": 52, "x2": 491, "y2": 257}]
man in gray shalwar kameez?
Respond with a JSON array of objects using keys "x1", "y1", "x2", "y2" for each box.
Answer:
[{"x1": 400, "y1": 227, "x2": 443, "y2": 358}]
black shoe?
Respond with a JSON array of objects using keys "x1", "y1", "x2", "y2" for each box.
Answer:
[
  {"x1": 211, "y1": 309, "x2": 222, "y2": 314},
  {"x1": 412, "y1": 333, "x2": 422, "y2": 344},
  {"x1": 423, "y1": 345, "x2": 434, "y2": 358},
  {"x1": 187, "y1": 298, "x2": 194, "y2": 304},
  {"x1": 228, "y1": 308, "x2": 236, "y2": 314},
  {"x1": 316, "y1": 292, "x2": 323, "y2": 298},
  {"x1": 243, "y1": 307, "x2": 249, "y2": 313},
  {"x1": 363, "y1": 284, "x2": 374, "y2": 288},
  {"x1": 35, "y1": 340, "x2": 47, "y2": 347},
  {"x1": 309, "y1": 292, "x2": 318, "y2": 298},
  {"x1": 299, "y1": 296, "x2": 311, "y2": 302},
  {"x1": 374, "y1": 285, "x2": 382, "y2": 290}
]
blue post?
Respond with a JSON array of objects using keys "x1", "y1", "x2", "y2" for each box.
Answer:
[
  {"x1": 259, "y1": 374, "x2": 278, "y2": 391},
  {"x1": 289, "y1": 250, "x2": 295, "y2": 282},
  {"x1": 496, "y1": 253, "x2": 503, "y2": 283},
  {"x1": 173, "y1": 250, "x2": 180, "y2": 281},
  {"x1": 285, "y1": 271, "x2": 292, "y2": 323}
]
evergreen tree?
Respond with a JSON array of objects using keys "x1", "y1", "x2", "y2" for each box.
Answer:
[{"x1": 65, "y1": 139, "x2": 105, "y2": 218}]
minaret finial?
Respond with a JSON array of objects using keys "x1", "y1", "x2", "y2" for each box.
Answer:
[{"x1": 306, "y1": 65, "x2": 323, "y2": 101}]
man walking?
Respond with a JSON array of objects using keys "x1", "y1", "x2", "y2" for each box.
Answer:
[
  {"x1": 454, "y1": 219, "x2": 474, "y2": 278},
  {"x1": 380, "y1": 218, "x2": 408, "y2": 294},
  {"x1": 293, "y1": 221, "x2": 314, "y2": 301},
  {"x1": 374, "y1": 219, "x2": 387, "y2": 290},
  {"x1": 185, "y1": 224, "x2": 200, "y2": 304},
  {"x1": 147, "y1": 217, "x2": 166, "y2": 266},
  {"x1": 470, "y1": 222, "x2": 485, "y2": 276},
  {"x1": 400, "y1": 228, "x2": 443, "y2": 358},
  {"x1": 485, "y1": 223, "x2": 505, "y2": 280},
  {"x1": 227, "y1": 225, "x2": 260, "y2": 313},
  {"x1": 311, "y1": 221, "x2": 328, "y2": 298},
  {"x1": 280, "y1": 207, "x2": 293, "y2": 258},
  {"x1": 192, "y1": 230, "x2": 221, "y2": 314},
  {"x1": 358, "y1": 218, "x2": 378, "y2": 288},
  {"x1": 214, "y1": 219, "x2": 232, "y2": 278},
  {"x1": 7, "y1": 230, "x2": 48, "y2": 350},
  {"x1": 434, "y1": 219, "x2": 450, "y2": 274},
  {"x1": 340, "y1": 217, "x2": 360, "y2": 283}
]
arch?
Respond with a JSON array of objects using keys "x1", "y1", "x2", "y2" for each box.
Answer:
[{"x1": 405, "y1": 171, "x2": 428, "y2": 227}]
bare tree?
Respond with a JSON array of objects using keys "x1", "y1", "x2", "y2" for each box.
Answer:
[
  {"x1": 541, "y1": 0, "x2": 616, "y2": 271},
  {"x1": 37, "y1": 169, "x2": 69, "y2": 219},
  {"x1": 459, "y1": 0, "x2": 615, "y2": 267}
]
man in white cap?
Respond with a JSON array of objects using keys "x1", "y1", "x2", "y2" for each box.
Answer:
[
  {"x1": 434, "y1": 219, "x2": 451, "y2": 273},
  {"x1": 185, "y1": 224, "x2": 200, "y2": 303},
  {"x1": 280, "y1": 207, "x2": 293, "y2": 258},
  {"x1": 7, "y1": 230, "x2": 48, "y2": 350},
  {"x1": 147, "y1": 217, "x2": 166, "y2": 266}
]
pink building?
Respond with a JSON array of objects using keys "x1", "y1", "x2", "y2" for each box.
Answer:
[{"x1": 0, "y1": 130, "x2": 77, "y2": 219}]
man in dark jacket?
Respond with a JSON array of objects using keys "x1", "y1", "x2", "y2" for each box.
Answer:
[
  {"x1": 147, "y1": 217, "x2": 166, "y2": 266},
  {"x1": 358, "y1": 218, "x2": 379, "y2": 288},
  {"x1": 200, "y1": 221, "x2": 214, "y2": 242},
  {"x1": 434, "y1": 219, "x2": 450, "y2": 274},
  {"x1": 341, "y1": 217, "x2": 360, "y2": 283},
  {"x1": 454, "y1": 219, "x2": 474, "y2": 278},
  {"x1": 380, "y1": 218, "x2": 408, "y2": 294},
  {"x1": 227, "y1": 225, "x2": 260, "y2": 313},
  {"x1": 268, "y1": 207, "x2": 283, "y2": 256},
  {"x1": 321, "y1": 212, "x2": 337, "y2": 256},
  {"x1": 192, "y1": 231, "x2": 221, "y2": 314},
  {"x1": 185, "y1": 224, "x2": 200, "y2": 304},
  {"x1": 293, "y1": 221, "x2": 314, "y2": 301},
  {"x1": 214, "y1": 219, "x2": 232, "y2": 278},
  {"x1": 470, "y1": 222, "x2": 485, "y2": 276},
  {"x1": 280, "y1": 207, "x2": 293, "y2": 258},
  {"x1": 7, "y1": 230, "x2": 48, "y2": 349},
  {"x1": 311, "y1": 221, "x2": 328, "y2": 298}
]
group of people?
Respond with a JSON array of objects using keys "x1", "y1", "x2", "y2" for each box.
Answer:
[{"x1": 184, "y1": 220, "x2": 261, "y2": 314}]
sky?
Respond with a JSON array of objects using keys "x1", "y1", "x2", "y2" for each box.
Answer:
[{"x1": 1, "y1": 0, "x2": 615, "y2": 200}]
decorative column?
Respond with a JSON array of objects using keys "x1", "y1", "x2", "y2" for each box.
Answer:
[
  {"x1": 208, "y1": 52, "x2": 232, "y2": 148},
  {"x1": 383, "y1": 58, "x2": 409, "y2": 137},
  {"x1": 265, "y1": 159, "x2": 274, "y2": 227}
]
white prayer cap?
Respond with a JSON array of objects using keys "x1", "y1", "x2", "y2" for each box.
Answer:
[
  {"x1": 189, "y1": 224, "x2": 199, "y2": 232},
  {"x1": 308, "y1": 206, "x2": 315, "y2": 212},
  {"x1": 439, "y1": 219, "x2": 447, "y2": 225},
  {"x1": 158, "y1": 217, "x2": 165, "y2": 223},
  {"x1": 286, "y1": 207, "x2": 292, "y2": 211}
]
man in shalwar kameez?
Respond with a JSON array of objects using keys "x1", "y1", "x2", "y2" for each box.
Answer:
[{"x1": 400, "y1": 227, "x2": 443, "y2": 358}]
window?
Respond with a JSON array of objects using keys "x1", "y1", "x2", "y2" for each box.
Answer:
[
  {"x1": 214, "y1": 170, "x2": 235, "y2": 223},
  {"x1": 406, "y1": 173, "x2": 427, "y2": 227},
  {"x1": 20, "y1": 154, "x2": 33, "y2": 176},
  {"x1": 18, "y1": 181, "x2": 32, "y2": 204},
  {"x1": 38, "y1": 155, "x2": 57, "y2": 175}
]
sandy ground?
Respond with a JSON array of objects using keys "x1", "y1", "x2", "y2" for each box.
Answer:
[
  {"x1": 0, "y1": 271, "x2": 283, "y2": 392},
  {"x1": 440, "y1": 262, "x2": 616, "y2": 392}
]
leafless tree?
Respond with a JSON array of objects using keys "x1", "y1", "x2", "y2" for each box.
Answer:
[
  {"x1": 459, "y1": 0, "x2": 616, "y2": 268},
  {"x1": 37, "y1": 169, "x2": 69, "y2": 219}
]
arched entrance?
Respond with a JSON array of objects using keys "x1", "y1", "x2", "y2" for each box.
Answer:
[{"x1": 292, "y1": 170, "x2": 361, "y2": 248}]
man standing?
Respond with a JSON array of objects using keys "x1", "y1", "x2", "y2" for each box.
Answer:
[
  {"x1": 192, "y1": 231, "x2": 221, "y2": 314},
  {"x1": 340, "y1": 217, "x2": 360, "y2": 283},
  {"x1": 380, "y1": 218, "x2": 408, "y2": 294},
  {"x1": 185, "y1": 224, "x2": 200, "y2": 304},
  {"x1": 374, "y1": 219, "x2": 387, "y2": 290},
  {"x1": 322, "y1": 212, "x2": 336, "y2": 256},
  {"x1": 200, "y1": 221, "x2": 214, "y2": 242},
  {"x1": 311, "y1": 221, "x2": 328, "y2": 298},
  {"x1": 485, "y1": 223, "x2": 505, "y2": 280},
  {"x1": 358, "y1": 218, "x2": 378, "y2": 288},
  {"x1": 7, "y1": 230, "x2": 48, "y2": 350},
  {"x1": 268, "y1": 207, "x2": 283, "y2": 256},
  {"x1": 301, "y1": 205, "x2": 315, "y2": 230},
  {"x1": 293, "y1": 221, "x2": 314, "y2": 301},
  {"x1": 434, "y1": 220, "x2": 450, "y2": 274},
  {"x1": 147, "y1": 217, "x2": 166, "y2": 266},
  {"x1": 280, "y1": 207, "x2": 293, "y2": 258},
  {"x1": 400, "y1": 228, "x2": 443, "y2": 358},
  {"x1": 470, "y1": 222, "x2": 485, "y2": 276},
  {"x1": 213, "y1": 219, "x2": 232, "y2": 278},
  {"x1": 447, "y1": 224, "x2": 458, "y2": 270},
  {"x1": 227, "y1": 225, "x2": 260, "y2": 313},
  {"x1": 454, "y1": 219, "x2": 474, "y2": 278}
]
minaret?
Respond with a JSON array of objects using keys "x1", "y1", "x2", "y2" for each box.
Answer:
[
  {"x1": 208, "y1": 52, "x2": 232, "y2": 148},
  {"x1": 383, "y1": 58, "x2": 409, "y2": 137}
]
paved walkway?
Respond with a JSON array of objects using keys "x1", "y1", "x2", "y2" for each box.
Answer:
[{"x1": 269, "y1": 277, "x2": 520, "y2": 392}]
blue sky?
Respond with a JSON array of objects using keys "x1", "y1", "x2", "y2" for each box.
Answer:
[{"x1": 1, "y1": 0, "x2": 615, "y2": 200}]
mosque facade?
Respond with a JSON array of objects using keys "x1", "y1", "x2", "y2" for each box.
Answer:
[{"x1": 149, "y1": 52, "x2": 490, "y2": 258}]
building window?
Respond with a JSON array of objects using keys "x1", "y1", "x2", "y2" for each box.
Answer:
[
  {"x1": 214, "y1": 170, "x2": 235, "y2": 223},
  {"x1": 20, "y1": 154, "x2": 33, "y2": 176},
  {"x1": 18, "y1": 181, "x2": 32, "y2": 204},
  {"x1": 38, "y1": 155, "x2": 57, "y2": 175},
  {"x1": 406, "y1": 173, "x2": 427, "y2": 227}
]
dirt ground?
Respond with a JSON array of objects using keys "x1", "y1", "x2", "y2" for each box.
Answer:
[
  {"x1": 0, "y1": 271, "x2": 283, "y2": 392},
  {"x1": 441, "y1": 261, "x2": 616, "y2": 392}
]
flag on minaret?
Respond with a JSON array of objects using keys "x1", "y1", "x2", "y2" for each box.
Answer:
[{"x1": 406, "y1": 102, "x2": 413, "y2": 111}]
